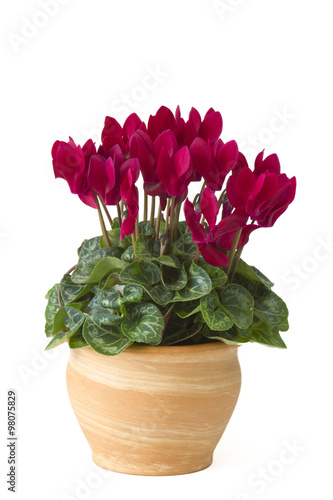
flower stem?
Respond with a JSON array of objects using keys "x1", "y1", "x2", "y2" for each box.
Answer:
[
  {"x1": 117, "y1": 203, "x2": 122, "y2": 226},
  {"x1": 229, "y1": 246, "x2": 244, "y2": 283},
  {"x1": 135, "y1": 213, "x2": 140, "y2": 240},
  {"x1": 218, "y1": 192, "x2": 224, "y2": 208},
  {"x1": 144, "y1": 192, "x2": 148, "y2": 221},
  {"x1": 155, "y1": 202, "x2": 162, "y2": 238},
  {"x1": 165, "y1": 197, "x2": 171, "y2": 232},
  {"x1": 93, "y1": 193, "x2": 111, "y2": 247},
  {"x1": 194, "y1": 245, "x2": 200, "y2": 264},
  {"x1": 173, "y1": 198, "x2": 182, "y2": 240},
  {"x1": 149, "y1": 196, "x2": 156, "y2": 227},
  {"x1": 226, "y1": 229, "x2": 242, "y2": 276},
  {"x1": 169, "y1": 196, "x2": 176, "y2": 245},
  {"x1": 100, "y1": 199, "x2": 113, "y2": 228},
  {"x1": 199, "y1": 181, "x2": 206, "y2": 197}
]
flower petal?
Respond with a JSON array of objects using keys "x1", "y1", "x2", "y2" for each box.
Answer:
[
  {"x1": 200, "y1": 188, "x2": 219, "y2": 232},
  {"x1": 199, "y1": 242, "x2": 229, "y2": 267},
  {"x1": 199, "y1": 108, "x2": 223, "y2": 142},
  {"x1": 184, "y1": 199, "x2": 207, "y2": 243}
]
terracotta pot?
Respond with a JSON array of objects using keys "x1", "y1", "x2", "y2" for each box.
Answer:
[{"x1": 66, "y1": 342, "x2": 241, "y2": 476}]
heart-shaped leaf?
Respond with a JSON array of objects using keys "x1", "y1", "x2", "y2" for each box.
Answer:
[
  {"x1": 78, "y1": 236, "x2": 101, "y2": 261},
  {"x1": 135, "y1": 233, "x2": 154, "y2": 261},
  {"x1": 121, "y1": 245, "x2": 135, "y2": 262},
  {"x1": 198, "y1": 261, "x2": 227, "y2": 287},
  {"x1": 235, "y1": 259, "x2": 274, "y2": 288},
  {"x1": 72, "y1": 248, "x2": 127, "y2": 284},
  {"x1": 121, "y1": 303, "x2": 164, "y2": 343},
  {"x1": 171, "y1": 262, "x2": 212, "y2": 302},
  {"x1": 243, "y1": 319, "x2": 287, "y2": 348},
  {"x1": 200, "y1": 293, "x2": 234, "y2": 331},
  {"x1": 254, "y1": 287, "x2": 288, "y2": 326},
  {"x1": 221, "y1": 284, "x2": 254, "y2": 329},
  {"x1": 45, "y1": 284, "x2": 60, "y2": 337},
  {"x1": 154, "y1": 255, "x2": 181, "y2": 268},
  {"x1": 174, "y1": 299, "x2": 201, "y2": 318},
  {"x1": 60, "y1": 274, "x2": 92, "y2": 305},
  {"x1": 45, "y1": 306, "x2": 86, "y2": 350},
  {"x1": 83, "y1": 315, "x2": 132, "y2": 355},
  {"x1": 162, "y1": 263, "x2": 188, "y2": 290},
  {"x1": 120, "y1": 261, "x2": 161, "y2": 286},
  {"x1": 171, "y1": 232, "x2": 197, "y2": 259},
  {"x1": 68, "y1": 330, "x2": 88, "y2": 349}
]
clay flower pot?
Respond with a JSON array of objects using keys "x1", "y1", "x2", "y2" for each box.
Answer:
[{"x1": 66, "y1": 342, "x2": 241, "y2": 476}]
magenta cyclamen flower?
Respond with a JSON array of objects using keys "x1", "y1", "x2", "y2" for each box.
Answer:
[
  {"x1": 119, "y1": 168, "x2": 139, "y2": 240},
  {"x1": 101, "y1": 113, "x2": 145, "y2": 154},
  {"x1": 184, "y1": 188, "x2": 234, "y2": 267},
  {"x1": 52, "y1": 137, "x2": 99, "y2": 208},
  {"x1": 227, "y1": 151, "x2": 296, "y2": 227},
  {"x1": 190, "y1": 138, "x2": 239, "y2": 190}
]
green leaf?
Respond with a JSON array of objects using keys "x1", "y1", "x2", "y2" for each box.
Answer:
[
  {"x1": 99, "y1": 269, "x2": 123, "y2": 289},
  {"x1": 200, "y1": 294, "x2": 234, "y2": 331},
  {"x1": 100, "y1": 228, "x2": 131, "y2": 249},
  {"x1": 60, "y1": 274, "x2": 92, "y2": 305},
  {"x1": 278, "y1": 318, "x2": 289, "y2": 332},
  {"x1": 71, "y1": 248, "x2": 127, "y2": 284},
  {"x1": 68, "y1": 329, "x2": 88, "y2": 349},
  {"x1": 162, "y1": 263, "x2": 187, "y2": 290},
  {"x1": 98, "y1": 289, "x2": 121, "y2": 309},
  {"x1": 161, "y1": 313, "x2": 202, "y2": 345},
  {"x1": 51, "y1": 302, "x2": 87, "y2": 336},
  {"x1": 120, "y1": 261, "x2": 161, "y2": 286},
  {"x1": 121, "y1": 303, "x2": 164, "y2": 343},
  {"x1": 45, "y1": 284, "x2": 60, "y2": 337},
  {"x1": 203, "y1": 324, "x2": 250, "y2": 345},
  {"x1": 99, "y1": 285, "x2": 143, "y2": 310},
  {"x1": 139, "y1": 221, "x2": 155, "y2": 236},
  {"x1": 83, "y1": 315, "x2": 132, "y2": 355},
  {"x1": 143, "y1": 284, "x2": 174, "y2": 306},
  {"x1": 221, "y1": 284, "x2": 254, "y2": 329},
  {"x1": 177, "y1": 221, "x2": 188, "y2": 236},
  {"x1": 198, "y1": 262, "x2": 227, "y2": 288},
  {"x1": 78, "y1": 236, "x2": 101, "y2": 261},
  {"x1": 45, "y1": 307, "x2": 85, "y2": 350},
  {"x1": 171, "y1": 233, "x2": 197, "y2": 259},
  {"x1": 135, "y1": 233, "x2": 154, "y2": 261},
  {"x1": 235, "y1": 259, "x2": 274, "y2": 288},
  {"x1": 171, "y1": 262, "x2": 212, "y2": 302},
  {"x1": 254, "y1": 287, "x2": 288, "y2": 326},
  {"x1": 174, "y1": 300, "x2": 201, "y2": 318},
  {"x1": 121, "y1": 245, "x2": 135, "y2": 262},
  {"x1": 243, "y1": 319, "x2": 287, "y2": 348},
  {"x1": 154, "y1": 255, "x2": 181, "y2": 268}
]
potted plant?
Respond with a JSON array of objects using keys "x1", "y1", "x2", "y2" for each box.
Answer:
[{"x1": 45, "y1": 105, "x2": 296, "y2": 475}]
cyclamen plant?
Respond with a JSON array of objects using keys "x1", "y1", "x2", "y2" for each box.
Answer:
[{"x1": 45, "y1": 106, "x2": 296, "y2": 355}]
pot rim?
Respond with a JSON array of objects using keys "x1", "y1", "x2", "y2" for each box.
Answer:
[{"x1": 72, "y1": 341, "x2": 241, "y2": 358}]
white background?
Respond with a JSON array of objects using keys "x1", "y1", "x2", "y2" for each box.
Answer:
[{"x1": 1, "y1": 0, "x2": 332, "y2": 499}]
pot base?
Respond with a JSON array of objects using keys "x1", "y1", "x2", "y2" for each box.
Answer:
[{"x1": 92, "y1": 453, "x2": 213, "y2": 476}]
